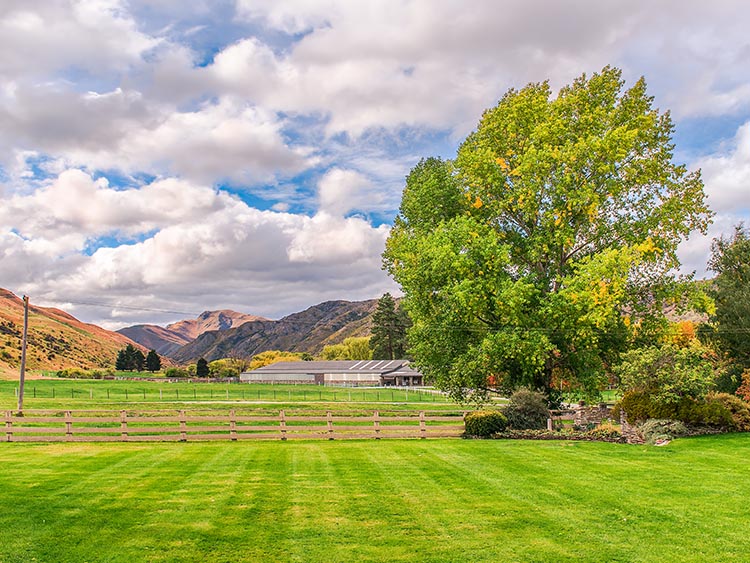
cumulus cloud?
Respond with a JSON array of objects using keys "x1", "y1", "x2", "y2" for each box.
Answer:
[
  {"x1": 677, "y1": 121, "x2": 750, "y2": 276},
  {"x1": 2, "y1": 168, "x2": 395, "y2": 326},
  {"x1": 0, "y1": 0, "x2": 158, "y2": 81},
  {"x1": 317, "y1": 168, "x2": 389, "y2": 216},
  {"x1": 694, "y1": 122, "x2": 750, "y2": 214},
  {"x1": 0, "y1": 170, "x2": 228, "y2": 252}
]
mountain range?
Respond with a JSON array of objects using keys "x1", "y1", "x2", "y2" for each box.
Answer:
[
  {"x1": 117, "y1": 310, "x2": 267, "y2": 357},
  {"x1": 169, "y1": 299, "x2": 377, "y2": 363},
  {"x1": 0, "y1": 286, "x2": 380, "y2": 372}
]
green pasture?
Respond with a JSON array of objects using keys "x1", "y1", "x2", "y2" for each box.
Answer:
[
  {"x1": 1, "y1": 435, "x2": 749, "y2": 562},
  {"x1": 0, "y1": 379, "x2": 459, "y2": 415}
]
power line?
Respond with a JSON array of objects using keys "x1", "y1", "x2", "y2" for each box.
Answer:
[{"x1": 62, "y1": 300, "x2": 201, "y2": 317}]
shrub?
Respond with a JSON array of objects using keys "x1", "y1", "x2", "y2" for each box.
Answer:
[
  {"x1": 585, "y1": 421, "x2": 621, "y2": 440},
  {"x1": 164, "y1": 367, "x2": 189, "y2": 378},
  {"x1": 676, "y1": 397, "x2": 733, "y2": 427},
  {"x1": 710, "y1": 392, "x2": 750, "y2": 431},
  {"x1": 736, "y1": 369, "x2": 750, "y2": 402},
  {"x1": 56, "y1": 368, "x2": 97, "y2": 379},
  {"x1": 615, "y1": 391, "x2": 734, "y2": 428},
  {"x1": 638, "y1": 419, "x2": 689, "y2": 444},
  {"x1": 464, "y1": 411, "x2": 508, "y2": 437},
  {"x1": 504, "y1": 388, "x2": 550, "y2": 430}
]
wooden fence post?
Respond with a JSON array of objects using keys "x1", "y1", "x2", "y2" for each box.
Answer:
[
  {"x1": 230, "y1": 409, "x2": 237, "y2": 441},
  {"x1": 5, "y1": 411, "x2": 13, "y2": 443},
  {"x1": 373, "y1": 410, "x2": 380, "y2": 439},
  {"x1": 279, "y1": 410, "x2": 287, "y2": 441},
  {"x1": 327, "y1": 410, "x2": 334, "y2": 440},
  {"x1": 419, "y1": 411, "x2": 426, "y2": 439},
  {"x1": 65, "y1": 411, "x2": 73, "y2": 441},
  {"x1": 180, "y1": 410, "x2": 187, "y2": 442},
  {"x1": 120, "y1": 410, "x2": 128, "y2": 441}
]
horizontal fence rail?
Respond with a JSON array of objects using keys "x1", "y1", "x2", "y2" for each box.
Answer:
[{"x1": 3, "y1": 410, "x2": 465, "y2": 443}]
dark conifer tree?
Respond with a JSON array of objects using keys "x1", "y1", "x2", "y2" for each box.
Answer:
[
  {"x1": 196, "y1": 357, "x2": 209, "y2": 377},
  {"x1": 370, "y1": 293, "x2": 410, "y2": 360},
  {"x1": 146, "y1": 349, "x2": 161, "y2": 372}
]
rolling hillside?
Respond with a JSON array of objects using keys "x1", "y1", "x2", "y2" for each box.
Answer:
[
  {"x1": 171, "y1": 300, "x2": 377, "y2": 363},
  {"x1": 0, "y1": 289, "x2": 142, "y2": 374}
]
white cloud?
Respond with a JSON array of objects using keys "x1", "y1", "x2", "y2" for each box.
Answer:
[
  {"x1": 317, "y1": 168, "x2": 387, "y2": 216},
  {"x1": 1, "y1": 168, "x2": 395, "y2": 324},
  {"x1": 676, "y1": 121, "x2": 750, "y2": 276},
  {"x1": 0, "y1": 86, "x2": 312, "y2": 185},
  {"x1": 0, "y1": 0, "x2": 158, "y2": 81},
  {"x1": 694, "y1": 122, "x2": 750, "y2": 214},
  {"x1": 74, "y1": 97, "x2": 313, "y2": 184}
]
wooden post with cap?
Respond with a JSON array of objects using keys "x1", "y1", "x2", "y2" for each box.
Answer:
[{"x1": 17, "y1": 295, "x2": 29, "y2": 414}]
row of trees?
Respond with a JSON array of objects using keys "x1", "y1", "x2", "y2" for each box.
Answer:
[{"x1": 115, "y1": 344, "x2": 161, "y2": 372}]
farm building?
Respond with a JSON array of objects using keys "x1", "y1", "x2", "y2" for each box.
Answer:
[{"x1": 240, "y1": 359, "x2": 423, "y2": 387}]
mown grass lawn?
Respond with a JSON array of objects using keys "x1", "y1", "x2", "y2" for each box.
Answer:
[{"x1": 1, "y1": 434, "x2": 749, "y2": 562}]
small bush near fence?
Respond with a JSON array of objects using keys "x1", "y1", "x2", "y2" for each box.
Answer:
[
  {"x1": 504, "y1": 388, "x2": 549, "y2": 430},
  {"x1": 464, "y1": 411, "x2": 508, "y2": 437}
]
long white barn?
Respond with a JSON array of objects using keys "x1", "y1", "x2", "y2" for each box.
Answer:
[{"x1": 240, "y1": 359, "x2": 423, "y2": 387}]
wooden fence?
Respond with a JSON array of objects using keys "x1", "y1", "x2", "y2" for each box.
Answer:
[{"x1": 3, "y1": 410, "x2": 465, "y2": 443}]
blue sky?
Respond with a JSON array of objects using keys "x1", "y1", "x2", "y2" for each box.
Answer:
[{"x1": 1, "y1": 0, "x2": 749, "y2": 329}]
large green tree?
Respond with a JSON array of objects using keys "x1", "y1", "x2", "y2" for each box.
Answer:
[
  {"x1": 370, "y1": 293, "x2": 410, "y2": 360},
  {"x1": 704, "y1": 225, "x2": 750, "y2": 369},
  {"x1": 384, "y1": 67, "x2": 712, "y2": 402}
]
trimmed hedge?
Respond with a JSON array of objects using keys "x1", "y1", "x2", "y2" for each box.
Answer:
[{"x1": 464, "y1": 410, "x2": 508, "y2": 437}]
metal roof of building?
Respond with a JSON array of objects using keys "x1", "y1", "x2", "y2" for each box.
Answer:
[{"x1": 243, "y1": 360, "x2": 420, "y2": 376}]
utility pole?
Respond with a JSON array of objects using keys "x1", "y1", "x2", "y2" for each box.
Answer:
[{"x1": 18, "y1": 295, "x2": 29, "y2": 414}]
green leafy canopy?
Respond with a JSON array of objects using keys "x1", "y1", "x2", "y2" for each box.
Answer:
[{"x1": 384, "y1": 66, "x2": 712, "y2": 403}]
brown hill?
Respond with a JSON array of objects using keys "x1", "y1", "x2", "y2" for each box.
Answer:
[
  {"x1": 171, "y1": 300, "x2": 377, "y2": 363},
  {"x1": 118, "y1": 310, "x2": 267, "y2": 356},
  {"x1": 0, "y1": 289, "x2": 143, "y2": 374},
  {"x1": 167, "y1": 310, "x2": 267, "y2": 340}
]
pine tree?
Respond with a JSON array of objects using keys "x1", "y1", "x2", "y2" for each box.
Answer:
[
  {"x1": 146, "y1": 350, "x2": 161, "y2": 372},
  {"x1": 371, "y1": 293, "x2": 410, "y2": 360},
  {"x1": 115, "y1": 348, "x2": 129, "y2": 370},
  {"x1": 133, "y1": 349, "x2": 146, "y2": 372},
  {"x1": 116, "y1": 343, "x2": 142, "y2": 371},
  {"x1": 196, "y1": 357, "x2": 209, "y2": 377}
]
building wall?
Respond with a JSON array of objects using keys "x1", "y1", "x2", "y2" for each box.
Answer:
[
  {"x1": 240, "y1": 372, "x2": 315, "y2": 384},
  {"x1": 323, "y1": 372, "x2": 380, "y2": 386}
]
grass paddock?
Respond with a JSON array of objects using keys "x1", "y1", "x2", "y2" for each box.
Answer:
[{"x1": 1, "y1": 434, "x2": 749, "y2": 562}]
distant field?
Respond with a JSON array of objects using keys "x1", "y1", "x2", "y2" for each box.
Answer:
[
  {"x1": 1, "y1": 435, "x2": 749, "y2": 562},
  {"x1": 0, "y1": 378, "x2": 461, "y2": 415}
]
